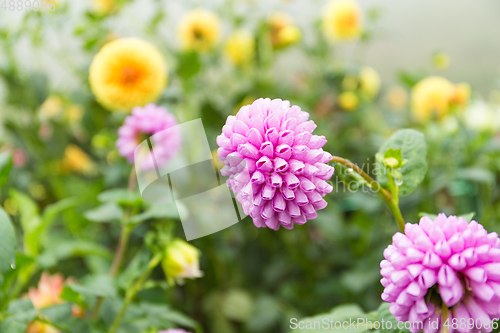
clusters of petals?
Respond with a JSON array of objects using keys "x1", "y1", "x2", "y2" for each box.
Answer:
[
  {"x1": 381, "y1": 214, "x2": 500, "y2": 333},
  {"x1": 217, "y1": 98, "x2": 334, "y2": 230}
]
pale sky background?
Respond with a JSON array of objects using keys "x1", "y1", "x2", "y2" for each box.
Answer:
[{"x1": 1, "y1": 0, "x2": 500, "y2": 95}]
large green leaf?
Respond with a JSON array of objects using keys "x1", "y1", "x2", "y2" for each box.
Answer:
[
  {"x1": 376, "y1": 129, "x2": 428, "y2": 196},
  {"x1": 377, "y1": 302, "x2": 411, "y2": 333},
  {"x1": 69, "y1": 275, "x2": 117, "y2": 298},
  {"x1": 9, "y1": 191, "x2": 78, "y2": 256},
  {"x1": 9, "y1": 189, "x2": 41, "y2": 255},
  {"x1": 84, "y1": 203, "x2": 123, "y2": 222},
  {"x1": 37, "y1": 240, "x2": 112, "y2": 268},
  {"x1": 291, "y1": 304, "x2": 373, "y2": 333},
  {"x1": 0, "y1": 207, "x2": 16, "y2": 273},
  {"x1": 0, "y1": 151, "x2": 12, "y2": 188},
  {"x1": 0, "y1": 299, "x2": 37, "y2": 333}
]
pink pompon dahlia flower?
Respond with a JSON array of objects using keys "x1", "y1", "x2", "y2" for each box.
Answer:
[
  {"x1": 381, "y1": 213, "x2": 500, "y2": 333},
  {"x1": 116, "y1": 104, "x2": 181, "y2": 169},
  {"x1": 216, "y1": 98, "x2": 334, "y2": 230},
  {"x1": 158, "y1": 330, "x2": 191, "y2": 333}
]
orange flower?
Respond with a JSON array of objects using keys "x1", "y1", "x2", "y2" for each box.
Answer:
[
  {"x1": 26, "y1": 322, "x2": 60, "y2": 333},
  {"x1": 28, "y1": 272, "x2": 65, "y2": 309},
  {"x1": 26, "y1": 272, "x2": 85, "y2": 333}
]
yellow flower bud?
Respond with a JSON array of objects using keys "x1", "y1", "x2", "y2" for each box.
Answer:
[
  {"x1": 450, "y1": 83, "x2": 471, "y2": 108},
  {"x1": 39, "y1": 96, "x2": 63, "y2": 121},
  {"x1": 162, "y1": 239, "x2": 203, "y2": 285},
  {"x1": 60, "y1": 145, "x2": 96, "y2": 175},
  {"x1": 277, "y1": 25, "x2": 301, "y2": 47},
  {"x1": 359, "y1": 66, "x2": 381, "y2": 99},
  {"x1": 268, "y1": 13, "x2": 300, "y2": 49},
  {"x1": 65, "y1": 104, "x2": 84, "y2": 123},
  {"x1": 224, "y1": 31, "x2": 255, "y2": 67},
  {"x1": 178, "y1": 9, "x2": 221, "y2": 52},
  {"x1": 338, "y1": 91, "x2": 359, "y2": 111}
]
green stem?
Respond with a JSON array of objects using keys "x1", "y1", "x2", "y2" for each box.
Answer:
[
  {"x1": 91, "y1": 167, "x2": 137, "y2": 320},
  {"x1": 330, "y1": 156, "x2": 405, "y2": 232},
  {"x1": 442, "y1": 302, "x2": 449, "y2": 333},
  {"x1": 108, "y1": 253, "x2": 162, "y2": 333}
]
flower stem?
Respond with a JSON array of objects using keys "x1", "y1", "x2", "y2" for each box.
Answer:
[
  {"x1": 442, "y1": 302, "x2": 449, "y2": 333},
  {"x1": 108, "y1": 253, "x2": 162, "y2": 333},
  {"x1": 330, "y1": 156, "x2": 405, "y2": 232},
  {"x1": 91, "y1": 167, "x2": 137, "y2": 320}
]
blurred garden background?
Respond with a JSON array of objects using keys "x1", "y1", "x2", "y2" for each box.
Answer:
[{"x1": 0, "y1": 0, "x2": 500, "y2": 332}]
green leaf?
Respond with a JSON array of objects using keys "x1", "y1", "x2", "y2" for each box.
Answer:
[
  {"x1": 40, "y1": 303, "x2": 91, "y2": 333},
  {"x1": 139, "y1": 302, "x2": 198, "y2": 329},
  {"x1": 84, "y1": 203, "x2": 123, "y2": 222},
  {"x1": 0, "y1": 299, "x2": 37, "y2": 333},
  {"x1": 459, "y1": 212, "x2": 476, "y2": 222},
  {"x1": 0, "y1": 151, "x2": 12, "y2": 188},
  {"x1": 129, "y1": 203, "x2": 181, "y2": 224},
  {"x1": 9, "y1": 189, "x2": 40, "y2": 233},
  {"x1": 376, "y1": 129, "x2": 428, "y2": 196},
  {"x1": 246, "y1": 295, "x2": 281, "y2": 332},
  {"x1": 177, "y1": 51, "x2": 201, "y2": 81},
  {"x1": 97, "y1": 189, "x2": 143, "y2": 206},
  {"x1": 1, "y1": 254, "x2": 35, "y2": 296},
  {"x1": 456, "y1": 168, "x2": 495, "y2": 184},
  {"x1": 377, "y1": 302, "x2": 410, "y2": 333},
  {"x1": 0, "y1": 207, "x2": 16, "y2": 273},
  {"x1": 60, "y1": 286, "x2": 88, "y2": 308},
  {"x1": 291, "y1": 304, "x2": 373, "y2": 333},
  {"x1": 37, "y1": 240, "x2": 112, "y2": 268},
  {"x1": 418, "y1": 212, "x2": 475, "y2": 223},
  {"x1": 118, "y1": 247, "x2": 151, "y2": 290},
  {"x1": 69, "y1": 275, "x2": 117, "y2": 298},
  {"x1": 9, "y1": 189, "x2": 41, "y2": 255},
  {"x1": 418, "y1": 212, "x2": 438, "y2": 220},
  {"x1": 41, "y1": 303, "x2": 73, "y2": 325},
  {"x1": 42, "y1": 197, "x2": 80, "y2": 228}
]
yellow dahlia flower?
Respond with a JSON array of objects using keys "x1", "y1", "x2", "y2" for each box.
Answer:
[
  {"x1": 61, "y1": 145, "x2": 96, "y2": 175},
  {"x1": 411, "y1": 76, "x2": 456, "y2": 122},
  {"x1": 268, "y1": 13, "x2": 301, "y2": 49},
  {"x1": 92, "y1": 0, "x2": 115, "y2": 15},
  {"x1": 224, "y1": 31, "x2": 255, "y2": 67},
  {"x1": 178, "y1": 9, "x2": 221, "y2": 52},
  {"x1": 89, "y1": 38, "x2": 167, "y2": 111},
  {"x1": 39, "y1": 96, "x2": 63, "y2": 121},
  {"x1": 64, "y1": 104, "x2": 84, "y2": 123},
  {"x1": 451, "y1": 82, "x2": 471, "y2": 108},
  {"x1": 323, "y1": 0, "x2": 362, "y2": 41},
  {"x1": 338, "y1": 91, "x2": 359, "y2": 111},
  {"x1": 359, "y1": 66, "x2": 381, "y2": 99},
  {"x1": 162, "y1": 239, "x2": 203, "y2": 285}
]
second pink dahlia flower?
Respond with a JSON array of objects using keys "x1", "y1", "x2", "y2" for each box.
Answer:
[
  {"x1": 381, "y1": 213, "x2": 500, "y2": 333},
  {"x1": 216, "y1": 98, "x2": 334, "y2": 230},
  {"x1": 116, "y1": 104, "x2": 181, "y2": 170}
]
